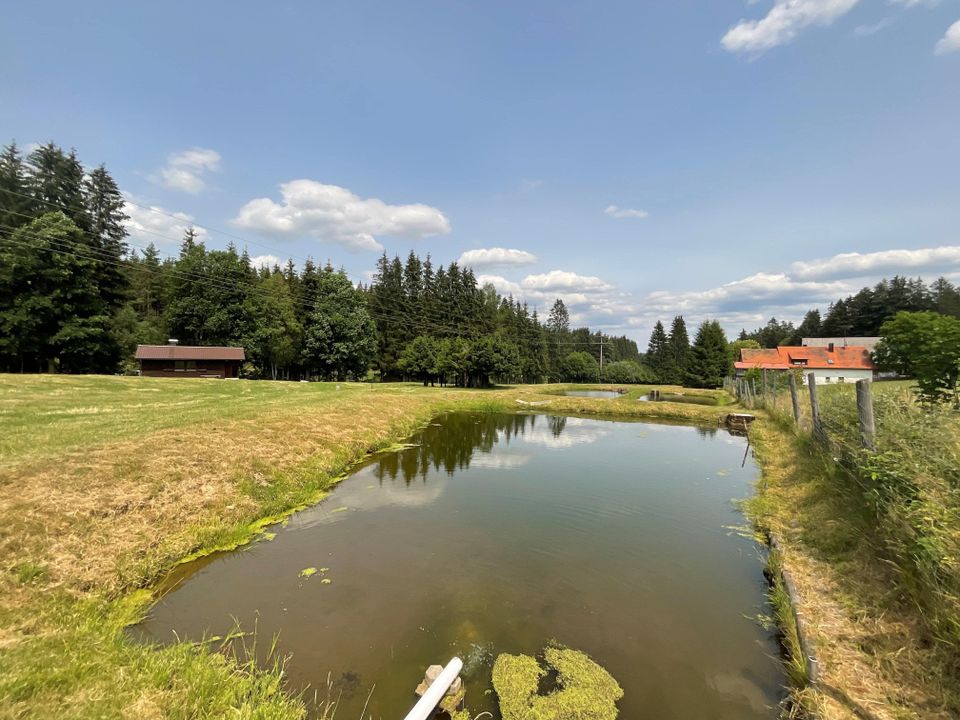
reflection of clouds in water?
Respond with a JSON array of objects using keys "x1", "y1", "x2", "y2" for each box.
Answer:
[
  {"x1": 469, "y1": 452, "x2": 532, "y2": 470},
  {"x1": 708, "y1": 671, "x2": 773, "y2": 714},
  {"x1": 298, "y1": 479, "x2": 446, "y2": 529},
  {"x1": 521, "y1": 418, "x2": 612, "y2": 450}
]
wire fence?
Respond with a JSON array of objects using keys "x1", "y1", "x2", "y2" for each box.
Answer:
[
  {"x1": 726, "y1": 370, "x2": 960, "y2": 667},
  {"x1": 724, "y1": 371, "x2": 879, "y2": 456}
]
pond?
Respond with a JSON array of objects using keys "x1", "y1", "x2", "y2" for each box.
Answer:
[
  {"x1": 136, "y1": 413, "x2": 783, "y2": 719},
  {"x1": 562, "y1": 390, "x2": 623, "y2": 398}
]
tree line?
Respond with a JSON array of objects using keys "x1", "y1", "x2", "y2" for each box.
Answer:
[
  {"x1": 737, "y1": 276, "x2": 960, "y2": 349},
  {"x1": 0, "y1": 142, "x2": 648, "y2": 385}
]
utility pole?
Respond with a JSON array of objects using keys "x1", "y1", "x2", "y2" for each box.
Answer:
[{"x1": 599, "y1": 336, "x2": 604, "y2": 383}]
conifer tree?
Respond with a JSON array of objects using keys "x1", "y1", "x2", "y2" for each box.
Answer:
[
  {"x1": 646, "y1": 321, "x2": 669, "y2": 381},
  {"x1": 686, "y1": 320, "x2": 730, "y2": 388},
  {"x1": 0, "y1": 142, "x2": 32, "y2": 232},
  {"x1": 665, "y1": 315, "x2": 692, "y2": 385}
]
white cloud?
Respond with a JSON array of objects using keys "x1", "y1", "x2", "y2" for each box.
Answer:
[
  {"x1": 722, "y1": 0, "x2": 861, "y2": 54},
  {"x1": 521, "y1": 270, "x2": 614, "y2": 293},
  {"x1": 458, "y1": 247, "x2": 538, "y2": 268},
  {"x1": 232, "y1": 179, "x2": 451, "y2": 252},
  {"x1": 645, "y1": 272, "x2": 848, "y2": 315},
  {"x1": 156, "y1": 147, "x2": 221, "y2": 194},
  {"x1": 519, "y1": 178, "x2": 544, "y2": 192},
  {"x1": 604, "y1": 205, "x2": 649, "y2": 219},
  {"x1": 122, "y1": 193, "x2": 208, "y2": 246},
  {"x1": 853, "y1": 17, "x2": 894, "y2": 36},
  {"x1": 791, "y1": 246, "x2": 960, "y2": 280},
  {"x1": 250, "y1": 254, "x2": 281, "y2": 270},
  {"x1": 935, "y1": 20, "x2": 960, "y2": 55},
  {"x1": 477, "y1": 274, "x2": 523, "y2": 296}
]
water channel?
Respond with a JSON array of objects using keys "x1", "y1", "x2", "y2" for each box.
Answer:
[{"x1": 137, "y1": 412, "x2": 783, "y2": 718}]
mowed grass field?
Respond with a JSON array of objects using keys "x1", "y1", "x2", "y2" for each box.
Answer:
[{"x1": 0, "y1": 374, "x2": 731, "y2": 719}]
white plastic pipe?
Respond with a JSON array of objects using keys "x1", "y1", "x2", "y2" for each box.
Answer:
[{"x1": 402, "y1": 657, "x2": 464, "y2": 720}]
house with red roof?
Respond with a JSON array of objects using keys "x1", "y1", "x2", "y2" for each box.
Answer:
[{"x1": 735, "y1": 343, "x2": 875, "y2": 385}]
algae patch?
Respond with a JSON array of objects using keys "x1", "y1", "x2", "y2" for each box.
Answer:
[
  {"x1": 299, "y1": 567, "x2": 318, "y2": 579},
  {"x1": 491, "y1": 644, "x2": 623, "y2": 720}
]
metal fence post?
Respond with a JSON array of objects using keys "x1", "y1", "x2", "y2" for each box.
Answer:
[
  {"x1": 856, "y1": 379, "x2": 876, "y2": 451},
  {"x1": 789, "y1": 372, "x2": 800, "y2": 424}
]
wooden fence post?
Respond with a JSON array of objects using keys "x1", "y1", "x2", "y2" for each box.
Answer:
[
  {"x1": 856, "y1": 379, "x2": 876, "y2": 451},
  {"x1": 807, "y1": 373, "x2": 824, "y2": 442},
  {"x1": 789, "y1": 372, "x2": 800, "y2": 424}
]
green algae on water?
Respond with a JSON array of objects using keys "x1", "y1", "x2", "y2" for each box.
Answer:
[
  {"x1": 299, "y1": 567, "x2": 317, "y2": 578},
  {"x1": 492, "y1": 644, "x2": 623, "y2": 720}
]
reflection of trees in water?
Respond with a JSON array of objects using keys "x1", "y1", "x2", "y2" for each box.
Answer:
[
  {"x1": 548, "y1": 415, "x2": 567, "y2": 438},
  {"x1": 373, "y1": 413, "x2": 540, "y2": 486},
  {"x1": 695, "y1": 426, "x2": 718, "y2": 439}
]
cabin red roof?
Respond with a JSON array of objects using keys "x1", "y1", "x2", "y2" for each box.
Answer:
[
  {"x1": 135, "y1": 345, "x2": 245, "y2": 361},
  {"x1": 735, "y1": 346, "x2": 874, "y2": 371}
]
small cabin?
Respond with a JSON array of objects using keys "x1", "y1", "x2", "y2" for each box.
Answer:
[{"x1": 135, "y1": 342, "x2": 244, "y2": 379}]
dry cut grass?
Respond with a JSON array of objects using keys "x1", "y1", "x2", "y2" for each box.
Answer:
[
  {"x1": 748, "y1": 413, "x2": 957, "y2": 720},
  {"x1": 0, "y1": 374, "x2": 734, "y2": 719}
]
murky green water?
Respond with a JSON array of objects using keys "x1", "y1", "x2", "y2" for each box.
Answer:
[
  {"x1": 137, "y1": 413, "x2": 783, "y2": 718},
  {"x1": 563, "y1": 390, "x2": 623, "y2": 398}
]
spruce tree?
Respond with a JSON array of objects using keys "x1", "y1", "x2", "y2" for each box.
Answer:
[
  {"x1": 646, "y1": 321, "x2": 669, "y2": 381},
  {"x1": 0, "y1": 142, "x2": 32, "y2": 232},
  {"x1": 84, "y1": 165, "x2": 129, "y2": 310},
  {"x1": 665, "y1": 315, "x2": 692, "y2": 385},
  {"x1": 686, "y1": 320, "x2": 730, "y2": 388}
]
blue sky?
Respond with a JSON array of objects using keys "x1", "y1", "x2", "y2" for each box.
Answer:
[{"x1": 3, "y1": 1, "x2": 959, "y2": 341}]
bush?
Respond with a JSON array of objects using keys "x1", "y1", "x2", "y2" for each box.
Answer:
[
  {"x1": 561, "y1": 352, "x2": 599, "y2": 382},
  {"x1": 602, "y1": 360, "x2": 656, "y2": 384}
]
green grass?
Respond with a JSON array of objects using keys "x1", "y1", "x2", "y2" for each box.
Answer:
[
  {"x1": 747, "y1": 381, "x2": 960, "y2": 717},
  {"x1": 0, "y1": 374, "x2": 734, "y2": 719},
  {"x1": 0, "y1": 374, "x2": 363, "y2": 467}
]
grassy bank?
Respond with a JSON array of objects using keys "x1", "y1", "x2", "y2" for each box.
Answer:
[
  {"x1": 0, "y1": 375, "x2": 734, "y2": 719},
  {"x1": 746, "y1": 383, "x2": 959, "y2": 719}
]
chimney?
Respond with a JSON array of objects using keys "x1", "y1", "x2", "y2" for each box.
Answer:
[
  {"x1": 168, "y1": 338, "x2": 179, "y2": 346},
  {"x1": 828, "y1": 342, "x2": 835, "y2": 353}
]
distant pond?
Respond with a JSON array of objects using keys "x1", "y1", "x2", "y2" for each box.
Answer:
[
  {"x1": 136, "y1": 413, "x2": 783, "y2": 719},
  {"x1": 562, "y1": 389, "x2": 623, "y2": 398}
]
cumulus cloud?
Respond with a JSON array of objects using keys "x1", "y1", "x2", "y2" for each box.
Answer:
[
  {"x1": 791, "y1": 246, "x2": 960, "y2": 280},
  {"x1": 156, "y1": 147, "x2": 221, "y2": 194},
  {"x1": 604, "y1": 205, "x2": 649, "y2": 219},
  {"x1": 458, "y1": 247, "x2": 538, "y2": 268},
  {"x1": 935, "y1": 20, "x2": 960, "y2": 55},
  {"x1": 477, "y1": 274, "x2": 523, "y2": 296},
  {"x1": 250, "y1": 254, "x2": 281, "y2": 270},
  {"x1": 232, "y1": 179, "x2": 451, "y2": 252},
  {"x1": 122, "y1": 193, "x2": 207, "y2": 246},
  {"x1": 521, "y1": 270, "x2": 614, "y2": 293},
  {"x1": 645, "y1": 272, "x2": 848, "y2": 315},
  {"x1": 722, "y1": 0, "x2": 861, "y2": 54}
]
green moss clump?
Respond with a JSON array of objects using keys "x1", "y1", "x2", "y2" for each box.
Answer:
[{"x1": 492, "y1": 644, "x2": 623, "y2": 719}]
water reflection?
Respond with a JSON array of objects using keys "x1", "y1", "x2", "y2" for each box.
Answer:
[
  {"x1": 138, "y1": 413, "x2": 783, "y2": 720},
  {"x1": 374, "y1": 413, "x2": 536, "y2": 484}
]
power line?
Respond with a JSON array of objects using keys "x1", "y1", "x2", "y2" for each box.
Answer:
[{"x1": 0, "y1": 185, "x2": 313, "y2": 267}]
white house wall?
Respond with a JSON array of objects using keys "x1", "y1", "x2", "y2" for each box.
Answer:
[{"x1": 804, "y1": 368, "x2": 874, "y2": 385}]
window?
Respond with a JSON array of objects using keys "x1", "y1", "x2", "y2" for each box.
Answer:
[
  {"x1": 838, "y1": 377, "x2": 845, "y2": 383},
  {"x1": 175, "y1": 360, "x2": 185, "y2": 371}
]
